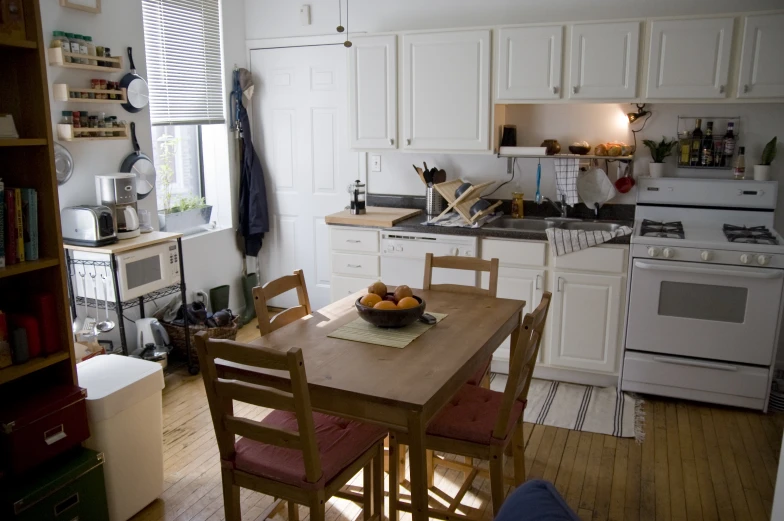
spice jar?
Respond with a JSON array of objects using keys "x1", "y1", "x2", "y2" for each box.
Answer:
[
  {"x1": 72, "y1": 111, "x2": 81, "y2": 128},
  {"x1": 61, "y1": 111, "x2": 73, "y2": 126},
  {"x1": 511, "y1": 192, "x2": 525, "y2": 218},
  {"x1": 96, "y1": 46, "x2": 105, "y2": 67},
  {"x1": 89, "y1": 115, "x2": 98, "y2": 128},
  {"x1": 97, "y1": 113, "x2": 106, "y2": 137},
  {"x1": 111, "y1": 117, "x2": 120, "y2": 136},
  {"x1": 103, "y1": 48, "x2": 111, "y2": 68},
  {"x1": 80, "y1": 112, "x2": 88, "y2": 128},
  {"x1": 100, "y1": 80, "x2": 107, "y2": 99}
]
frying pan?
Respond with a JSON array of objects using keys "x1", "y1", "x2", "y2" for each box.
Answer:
[
  {"x1": 120, "y1": 122, "x2": 156, "y2": 200},
  {"x1": 121, "y1": 47, "x2": 149, "y2": 113}
]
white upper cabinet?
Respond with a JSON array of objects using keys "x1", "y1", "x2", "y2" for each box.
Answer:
[
  {"x1": 737, "y1": 14, "x2": 784, "y2": 99},
  {"x1": 348, "y1": 35, "x2": 397, "y2": 149},
  {"x1": 497, "y1": 25, "x2": 564, "y2": 100},
  {"x1": 568, "y1": 21, "x2": 640, "y2": 100},
  {"x1": 646, "y1": 18, "x2": 734, "y2": 99},
  {"x1": 402, "y1": 30, "x2": 491, "y2": 151}
]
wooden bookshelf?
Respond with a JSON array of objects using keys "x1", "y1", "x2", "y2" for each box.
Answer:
[{"x1": 0, "y1": 0, "x2": 77, "y2": 397}]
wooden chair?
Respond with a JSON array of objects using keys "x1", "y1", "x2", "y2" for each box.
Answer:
[
  {"x1": 195, "y1": 333, "x2": 387, "y2": 521},
  {"x1": 253, "y1": 270, "x2": 312, "y2": 336},
  {"x1": 389, "y1": 292, "x2": 552, "y2": 520}
]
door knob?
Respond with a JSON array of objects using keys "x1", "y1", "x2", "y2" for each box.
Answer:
[
  {"x1": 389, "y1": 138, "x2": 394, "y2": 145},
  {"x1": 552, "y1": 86, "x2": 559, "y2": 94},
  {"x1": 719, "y1": 85, "x2": 725, "y2": 94},
  {"x1": 743, "y1": 84, "x2": 750, "y2": 93},
  {"x1": 572, "y1": 86, "x2": 579, "y2": 94},
  {"x1": 406, "y1": 139, "x2": 411, "y2": 146}
]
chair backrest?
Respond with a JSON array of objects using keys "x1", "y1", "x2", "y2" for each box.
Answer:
[
  {"x1": 492, "y1": 292, "x2": 552, "y2": 440},
  {"x1": 253, "y1": 269, "x2": 312, "y2": 336},
  {"x1": 422, "y1": 253, "x2": 500, "y2": 297},
  {"x1": 194, "y1": 332, "x2": 323, "y2": 484}
]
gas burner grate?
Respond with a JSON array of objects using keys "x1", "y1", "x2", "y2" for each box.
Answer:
[
  {"x1": 723, "y1": 224, "x2": 779, "y2": 245},
  {"x1": 640, "y1": 219, "x2": 685, "y2": 239}
]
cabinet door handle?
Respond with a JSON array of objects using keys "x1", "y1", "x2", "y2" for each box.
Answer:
[
  {"x1": 743, "y1": 84, "x2": 750, "y2": 93},
  {"x1": 557, "y1": 277, "x2": 564, "y2": 292},
  {"x1": 552, "y1": 86, "x2": 559, "y2": 94},
  {"x1": 346, "y1": 240, "x2": 361, "y2": 243},
  {"x1": 719, "y1": 84, "x2": 725, "y2": 94},
  {"x1": 347, "y1": 264, "x2": 362, "y2": 268},
  {"x1": 652, "y1": 355, "x2": 738, "y2": 372},
  {"x1": 572, "y1": 86, "x2": 579, "y2": 94},
  {"x1": 535, "y1": 274, "x2": 542, "y2": 290},
  {"x1": 389, "y1": 138, "x2": 394, "y2": 145},
  {"x1": 44, "y1": 424, "x2": 67, "y2": 445},
  {"x1": 406, "y1": 139, "x2": 411, "y2": 146}
]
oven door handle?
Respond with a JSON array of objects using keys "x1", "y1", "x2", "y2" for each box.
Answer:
[
  {"x1": 634, "y1": 260, "x2": 783, "y2": 279},
  {"x1": 652, "y1": 355, "x2": 738, "y2": 372}
]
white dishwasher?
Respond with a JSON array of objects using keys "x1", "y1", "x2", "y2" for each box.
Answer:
[{"x1": 381, "y1": 231, "x2": 479, "y2": 288}]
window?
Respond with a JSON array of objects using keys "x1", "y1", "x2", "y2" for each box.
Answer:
[{"x1": 142, "y1": 0, "x2": 227, "y2": 232}]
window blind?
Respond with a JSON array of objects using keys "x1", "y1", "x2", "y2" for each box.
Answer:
[{"x1": 142, "y1": 0, "x2": 225, "y2": 126}]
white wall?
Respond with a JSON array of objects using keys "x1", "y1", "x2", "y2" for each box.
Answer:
[{"x1": 244, "y1": 0, "x2": 783, "y2": 40}]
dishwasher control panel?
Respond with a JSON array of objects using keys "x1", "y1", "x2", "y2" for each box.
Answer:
[{"x1": 381, "y1": 232, "x2": 477, "y2": 258}]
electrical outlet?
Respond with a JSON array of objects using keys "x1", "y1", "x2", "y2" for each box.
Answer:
[{"x1": 371, "y1": 155, "x2": 381, "y2": 172}]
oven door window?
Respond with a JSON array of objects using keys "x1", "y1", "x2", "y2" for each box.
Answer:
[
  {"x1": 126, "y1": 256, "x2": 162, "y2": 290},
  {"x1": 658, "y1": 281, "x2": 748, "y2": 323}
]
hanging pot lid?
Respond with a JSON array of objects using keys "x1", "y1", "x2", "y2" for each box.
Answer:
[{"x1": 54, "y1": 143, "x2": 74, "y2": 185}]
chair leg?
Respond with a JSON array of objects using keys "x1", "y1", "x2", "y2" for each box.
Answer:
[
  {"x1": 389, "y1": 434, "x2": 399, "y2": 521},
  {"x1": 221, "y1": 468, "x2": 241, "y2": 521},
  {"x1": 398, "y1": 443, "x2": 406, "y2": 484},
  {"x1": 489, "y1": 451, "x2": 506, "y2": 517},
  {"x1": 288, "y1": 501, "x2": 299, "y2": 521},
  {"x1": 309, "y1": 493, "x2": 326, "y2": 521},
  {"x1": 373, "y1": 442, "x2": 384, "y2": 519},
  {"x1": 512, "y1": 419, "x2": 526, "y2": 486},
  {"x1": 465, "y1": 456, "x2": 474, "y2": 470},
  {"x1": 363, "y1": 459, "x2": 373, "y2": 520},
  {"x1": 426, "y1": 450, "x2": 434, "y2": 487},
  {"x1": 480, "y1": 371, "x2": 491, "y2": 389},
  {"x1": 383, "y1": 435, "x2": 390, "y2": 473}
]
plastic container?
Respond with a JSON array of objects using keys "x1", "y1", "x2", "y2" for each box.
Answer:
[
  {"x1": 71, "y1": 34, "x2": 87, "y2": 64},
  {"x1": 65, "y1": 32, "x2": 78, "y2": 63},
  {"x1": 50, "y1": 31, "x2": 69, "y2": 57},
  {"x1": 77, "y1": 355, "x2": 164, "y2": 521},
  {"x1": 83, "y1": 35, "x2": 97, "y2": 66}
]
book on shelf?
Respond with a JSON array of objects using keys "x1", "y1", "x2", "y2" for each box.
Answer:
[
  {"x1": 4, "y1": 188, "x2": 16, "y2": 266},
  {"x1": 21, "y1": 188, "x2": 37, "y2": 261},
  {"x1": 0, "y1": 311, "x2": 9, "y2": 369},
  {"x1": 0, "y1": 178, "x2": 4, "y2": 268},
  {"x1": 1, "y1": 186, "x2": 38, "y2": 266},
  {"x1": 14, "y1": 188, "x2": 23, "y2": 263}
]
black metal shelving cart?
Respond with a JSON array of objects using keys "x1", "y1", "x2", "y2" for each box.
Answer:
[{"x1": 63, "y1": 233, "x2": 198, "y2": 375}]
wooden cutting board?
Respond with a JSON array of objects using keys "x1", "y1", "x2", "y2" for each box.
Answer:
[{"x1": 325, "y1": 207, "x2": 422, "y2": 227}]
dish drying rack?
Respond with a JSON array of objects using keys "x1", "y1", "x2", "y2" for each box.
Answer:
[{"x1": 433, "y1": 180, "x2": 502, "y2": 224}]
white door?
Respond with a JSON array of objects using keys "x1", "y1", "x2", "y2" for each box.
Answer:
[
  {"x1": 251, "y1": 45, "x2": 359, "y2": 310},
  {"x1": 646, "y1": 18, "x2": 733, "y2": 99},
  {"x1": 569, "y1": 21, "x2": 640, "y2": 99},
  {"x1": 481, "y1": 267, "x2": 545, "y2": 374},
  {"x1": 497, "y1": 26, "x2": 563, "y2": 100},
  {"x1": 348, "y1": 35, "x2": 398, "y2": 149},
  {"x1": 737, "y1": 14, "x2": 784, "y2": 99},
  {"x1": 402, "y1": 30, "x2": 491, "y2": 151},
  {"x1": 549, "y1": 271, "x2": 623, "y2": 373}
]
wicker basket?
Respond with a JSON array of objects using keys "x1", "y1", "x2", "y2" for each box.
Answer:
[{"x1": 162, "y1": 318, "x2": 239, "y2": 359}]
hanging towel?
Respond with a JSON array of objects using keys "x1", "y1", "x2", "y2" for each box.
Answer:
[
  {"x1": 554, "y1": 158, "x2": 580, "y2": 206},
  {"x1": 546, "y1": 226, "x2": 633, "y2": 256}
]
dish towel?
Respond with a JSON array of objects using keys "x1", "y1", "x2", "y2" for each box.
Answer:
[
  {"x1": 554, "y1": 158, "x2": 580, "y2": 206},
  {"x1": 546, "y1": 226, "x2": 633, "y2": 256}
]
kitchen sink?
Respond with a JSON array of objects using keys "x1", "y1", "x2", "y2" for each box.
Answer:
[
  {"x1": 561, "y1": 221, "x2": 622, "y2": 232},
  {"x1": 486, "y1": 218, "x2": 555, "y2": 231}
]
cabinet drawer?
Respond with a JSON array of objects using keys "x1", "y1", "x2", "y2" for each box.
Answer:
[
  {"x1": 331, "y1": 274, "x2": 378, "y2": 302},
  {"x1": 481, "y1": 239, "x2": 547, "y2": 267},
  {"x1": 330, "y1": 228, "x2": 380, "y2": 253},
  {"x1": 331, "y1": 253, "x2": 379, "y2": 278},
  {"x1": 622, "y1": 351, "x2": 769, "y2": 400},
  {"x1": 552, "y1": 246, "x2": 627, "y2": 273}
]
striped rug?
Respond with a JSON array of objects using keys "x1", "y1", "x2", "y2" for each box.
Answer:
[{"x1": 490, "y1": 374, "x2": 643, "y2": 440}]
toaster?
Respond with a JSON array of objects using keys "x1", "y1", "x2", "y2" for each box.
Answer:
[{"x1": 61, "y1": 205, "x2": 118, "y2": 247}]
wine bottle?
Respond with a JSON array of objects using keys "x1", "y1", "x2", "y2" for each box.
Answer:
[
  {"x1": 721, "y1": 122, "x2": 736, "y2": 167},
  {"x1": 690, "y1": 119, "x2": 703, "y2": 166},
  {"x1": 701, "y1": 121, "x2": 714, "y2": 166},
  {"x1": 733, "y1": 146, "x2": 746, "y2": 180}
]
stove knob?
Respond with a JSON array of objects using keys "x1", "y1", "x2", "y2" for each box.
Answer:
[
  {"x1": 662, "y1": 248, "x2": 675, "y2": 259},
  {"x1": 757, "y1": 255, "x2": 771, "y2": 266},
  {"x1": 647, "y1": 247, "x2": 660, "y2": 257},
  {"x1": 700, "y1": 250, "x2": 713, "y2": 262},
  {"x1": 740, "y1": 254, "x2": 752, "y2": 265}
]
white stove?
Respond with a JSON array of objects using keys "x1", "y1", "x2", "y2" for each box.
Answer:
[{"x1": 621, "y1": 178, "x2": 784, "y2": 411}]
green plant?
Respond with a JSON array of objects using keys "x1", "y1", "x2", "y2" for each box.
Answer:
[
  {"x1": 171, "y1": 195, "x2": 207, "y2": 213},
  {"x1": 761, "y1": 136, "x2": 778, "y2": 166},
  {"x1": 156, "y1": 133, "x2": 180, "y2": 212},
  {"x1": 643, "y1": 136, "x2": 678, "y2": 163}
]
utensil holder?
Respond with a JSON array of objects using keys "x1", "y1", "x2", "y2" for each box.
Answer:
[{"x1": 426, "y1": 186, "x2": 444, "y2": 217}]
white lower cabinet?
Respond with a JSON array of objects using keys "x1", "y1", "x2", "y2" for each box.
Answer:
[
  {"x1": 329, "y1": 226, "x2": 381, "y2": 303},
  {"x1": 548, "y1": 271, "x2": 624, "y2": 374},
  {"x1": 330, "y1": 274, "x2": 378, "y2": 302}
]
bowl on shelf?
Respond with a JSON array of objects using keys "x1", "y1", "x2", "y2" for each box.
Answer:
[
  {"x1": 569, "y1": 145, "x2": 591, "y2": 155},
  {"x1": 355, "y1": 295, "x2": 426, "y2": 328}
]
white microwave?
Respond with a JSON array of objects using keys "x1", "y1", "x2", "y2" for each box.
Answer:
[{"x1": 115, "y1": 242, "x2": 182, "y2": 301}]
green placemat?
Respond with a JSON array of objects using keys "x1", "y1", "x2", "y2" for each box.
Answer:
[{"x1": 328, "y1": 312, "x2": 448, "y2": 348}]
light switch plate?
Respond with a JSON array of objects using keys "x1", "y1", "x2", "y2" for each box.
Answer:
[
  {"x1": 371, "y1": 155, "x2": 381, "y2": 172},
  {"x1": 300, "y1": 5, "x2": 311, "y2": 26}
]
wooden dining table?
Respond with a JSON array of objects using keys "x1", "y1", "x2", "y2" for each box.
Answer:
[{"x1": 216, "y1": 288, "x2": 525, "y2": 521}]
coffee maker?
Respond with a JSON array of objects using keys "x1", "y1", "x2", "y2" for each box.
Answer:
[{"x1": 95, "y1": 174, "x2": 140, "y2": 240}]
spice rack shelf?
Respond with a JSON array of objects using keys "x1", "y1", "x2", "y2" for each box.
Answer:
[
  {"x1": 47, "y1": 47, "x2": 123, "y2": 72},
  {"x1": 57, "y1": 124, "x2": 129, "y2": 141},
  {"x1": 53, "y1": 84, "x2": 127, "y2": 104},
  {"x1": 676, "y1": 115, "x2": 739, "y2": 170}
]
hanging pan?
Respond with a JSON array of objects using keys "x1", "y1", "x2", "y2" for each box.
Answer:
[
  {"x1": 121, "y1": 47, "x2": 149, "y2": 113},
  {"x1": 120, "y1": 122, "x2": 156, "y2": 200}
]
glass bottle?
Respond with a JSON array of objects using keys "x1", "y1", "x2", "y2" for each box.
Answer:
[
  {"x1": 733, "y1": 147, "x2": 746, "y2": 180},
  {"x1": 65, "y1": 32, "x2": 78, "y2": 63},
  {"x1": 701, "y1": 121, "x2": 714, "y2": 167},
  {"x1": 83, "y1": 35, "x2": 97, "y2": 66},
  {"x1": 678, "y1": 130, "x2": 691, "y2": 166},
  {"x1": 690, "y1": 119, "x2": 703, "y2": 166},
  {"x1": 73, "y1": 34, "x2": 88, "y2": 64},
  {"x1": 61, "y1": 111, "x2": 73, "y2": 126},
  {"x1": 721, "y1": 122, "x2": 736, "y2": 167}
]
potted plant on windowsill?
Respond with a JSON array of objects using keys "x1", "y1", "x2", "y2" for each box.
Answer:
[
  {"x1": 643, "y1": 136, "x2": 677, "y2": 178},
  {"x1": 754, "y1": 136, "x2": 777, "y2": 181}
]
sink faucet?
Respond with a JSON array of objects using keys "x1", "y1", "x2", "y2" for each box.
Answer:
[{"x1": 541, "y1": 195, "x2": 569, "y2": 218}]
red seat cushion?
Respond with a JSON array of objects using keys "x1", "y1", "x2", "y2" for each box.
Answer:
[
  {"x1": 466, "y1": 358, "x2": 492, "y2": 386},
  {"x1": 233, "y1": 411, "x2": 387, "y2": 489},
  {"x1": 427, "y1": 384, "x2": 525, "y2": 446}
]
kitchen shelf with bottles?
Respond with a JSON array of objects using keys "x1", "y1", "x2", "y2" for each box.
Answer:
[
  {"x1": 53, "y1": 84, "x2": 127, "y2": 104},
  {"x1": 676, "y1": 116, "x2": 739, "y2": 170},
  {"x1": 47, "y1": 47, "x2": 122, "y2": 72},
  {"x1": 56, "y1": 124, "x2": 129, "y2": 141}
]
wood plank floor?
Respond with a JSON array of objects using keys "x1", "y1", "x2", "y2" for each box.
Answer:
[{"x1": 132, "y1": 320, "x2": 784, "y2": 521}]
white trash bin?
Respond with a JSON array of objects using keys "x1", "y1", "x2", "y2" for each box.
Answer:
[{"x1": 77, "y1": 355, "x2": 165, "y2": 521}]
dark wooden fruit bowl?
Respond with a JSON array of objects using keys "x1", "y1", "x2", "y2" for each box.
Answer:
[{"x1": 355, "y1": 294, "x2": 426, "y2": 328}]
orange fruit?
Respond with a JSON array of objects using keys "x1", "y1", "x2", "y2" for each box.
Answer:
[
  {"x1": 373, "y1": 300, "x2": 398, "y2": 310},
  {"x1": 393, "y1": 285, "x2": 413, "y2": 303},
  {"x1": 360, "y1": 293, "x2": 382, "y2": 307},
  {"x1": 368, "y1": 281, "x2": 388, "y2": 298},
  {"x1": 397, "y1": 296, "x2": 420, "y2": 309}
]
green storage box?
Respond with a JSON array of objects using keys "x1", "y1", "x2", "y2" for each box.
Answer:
[{"x1": 2, "y1": 447, "x2": 109, "y2": 521}]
